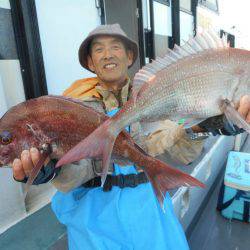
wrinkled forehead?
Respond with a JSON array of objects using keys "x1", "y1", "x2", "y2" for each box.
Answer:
[{"x1": 90, "y1": 35, "x2": 126, "y2": 49}]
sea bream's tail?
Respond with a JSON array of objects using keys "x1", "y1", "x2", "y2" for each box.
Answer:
[
  {"x1": 56, "y1": 118, "x2": 118, "y2": 186},
  {"x1": 137, "y1": 150, "x2": 205, "y2": 208}
]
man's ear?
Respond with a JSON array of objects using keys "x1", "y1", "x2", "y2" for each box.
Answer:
[
  {"x1": 127, "y1": 50, "x2": 134, "y2": 67},
  {"x1": 87, "y1": 55, "x2": 95, "y2": 72}
]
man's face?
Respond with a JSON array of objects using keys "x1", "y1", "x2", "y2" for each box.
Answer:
[{"x1": 87, "y1": 36, "x2": 133, "y2": 84}]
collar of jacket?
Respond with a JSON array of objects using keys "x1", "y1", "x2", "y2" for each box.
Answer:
[
  {"x1": 63, "y1": 77, "x2": 131, "y2": 112},
  {"x1": 95, "y1": 78, "x2": 130, "y2": 112}
]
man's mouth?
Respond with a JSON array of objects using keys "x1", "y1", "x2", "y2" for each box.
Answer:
[{"x1": 103, "y1": 63, "x2": 117, "y2": 69}]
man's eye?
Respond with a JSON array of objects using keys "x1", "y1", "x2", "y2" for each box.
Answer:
[
  {"x1": 95, "y1": 48, "x2": 103, "y2": 53},
  {"x1": 0, "y1": 131, "x2": 13, "y2": 145},
  {"x1": 112, "y1": 45, "x2": 120, "y2": 50}
]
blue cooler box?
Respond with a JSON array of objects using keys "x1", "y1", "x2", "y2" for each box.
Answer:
[{"x1": 217, "y1": 151, "x2": 250, "y2": 222}]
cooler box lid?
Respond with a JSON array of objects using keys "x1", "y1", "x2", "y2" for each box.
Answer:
[{"x1": 225, "y1": 151, "x2": 250, "y2": 191}]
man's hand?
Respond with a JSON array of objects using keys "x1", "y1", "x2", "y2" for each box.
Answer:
[
  {"x1": 192, "y1": 95, "x2": 250, "y2": 134},
  {"x1": 13, "y1": 147, "x2": 41, "y2": 181},
  {"x1": 237, "y1": 95, "x2": 250, "y2": 124},
  {"x1": 12, "y1": 148, "x2": 59, "y2": 185}
]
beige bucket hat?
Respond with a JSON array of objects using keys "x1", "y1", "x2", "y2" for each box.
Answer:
[{"x1": 78, "y1": 23, "x2": 138, "y2": 72}]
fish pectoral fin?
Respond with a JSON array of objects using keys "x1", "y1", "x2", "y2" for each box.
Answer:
[
  {"x1": 23, "y1": 145, "x2": 52, "y2": 199},
  {"x1": 26, "y1": 123, "x2": 52, "y2": 144},
  {"x1": 221, "y1": 99, "x2": 250, "y2": 133},
  {"x1": 56, "y1": 119, "x2": 116, "y2": 187}
]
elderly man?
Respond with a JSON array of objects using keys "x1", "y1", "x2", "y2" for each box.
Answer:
[{"x1": 13, "y1": 24, "x2": 250, "y2": 249}]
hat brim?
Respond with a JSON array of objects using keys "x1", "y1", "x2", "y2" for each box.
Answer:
[{"x1": 78, "y1": 33, "x2": 138, "y2": 72}]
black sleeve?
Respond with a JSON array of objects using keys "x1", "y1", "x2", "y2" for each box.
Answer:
[
  {"x1": 14, "y1": 159, "x2": 61, "y2": 185},
  {"x1": 198, "y1": 115, "x2": 245, "y2": 136}
]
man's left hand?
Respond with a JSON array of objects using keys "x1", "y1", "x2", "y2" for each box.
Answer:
[
  {"x1": 192, "y1": 95, "x2": 250, "y2": 135},
  {"x1": 237, "y1": 95, "x2": 250, "y2": 124}
]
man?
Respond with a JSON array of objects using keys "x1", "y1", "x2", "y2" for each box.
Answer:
[{"x1": 12, "y1": 24, "x2": 250, "y2": 249}]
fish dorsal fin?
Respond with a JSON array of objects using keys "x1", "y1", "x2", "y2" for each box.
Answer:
[{"x1": 132, "y1": 29, "x2": 229, "y2": 99}]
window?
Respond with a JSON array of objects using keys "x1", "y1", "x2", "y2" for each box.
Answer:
[
  {"x1": 180, "y1": 0, "x2": 192, "y2": 13},
  {"x1": 154, "y1": 0, "x2": 170, "y2": 6},
  {"x1": 199, "y1": 0, "x2": 218, "y2": 13}
]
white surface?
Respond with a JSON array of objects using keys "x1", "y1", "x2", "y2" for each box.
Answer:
[
  {"x1": 197, "y1": 5, "x2": 220, "y2": 31},
  {"x1": 180, "y1": 11, "x2": 194, "y2": 45},
  {"x1": 198, "y1": 1, "x2": 250, "y2": 49},
  {"x1": 0, "y1": 60, "x2": 25, "y2": 109},
  {"x1": 0, "y1": 0, "x2": 10, "y2": 9},
  {"x1": 153, "y1": 1, "x2": 172, "y2": 36},
  {"x1": 234, "y1": 134, "x2": 242, "y2": 151},
  {"x1": 142, "y1": 0, "x2": 150, "y2": 29},
  {"x1": 219, "y1": 0, "x2": 250, "y2": 49},
  {"x1": 35, "y1": 0, "x2": 101, "y2": 95},
  {"x1": 0, "y1": 75, "x2": 8, "y2": 117}
]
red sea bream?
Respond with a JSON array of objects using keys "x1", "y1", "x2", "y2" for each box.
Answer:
[{"x1": 0, "y1": 96, "x2": 204, "y2": 205}]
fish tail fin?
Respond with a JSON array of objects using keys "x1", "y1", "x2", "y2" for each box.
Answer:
[
  {"x1": 143, "y1": 158, "x2": 205, "y2": 209},
  {"x1": 56, "y1": 119, "x2": 117, "y2": 186}
]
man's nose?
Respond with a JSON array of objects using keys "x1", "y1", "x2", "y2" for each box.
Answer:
[{"x1": 103, "y1": 48, "x2": 113, "y2": 59}]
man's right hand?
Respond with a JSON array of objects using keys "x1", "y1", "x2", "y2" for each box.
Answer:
[
  {"x1": 12, "y1": 148, "x2": 59, "y2": 185},
  {"x1": 13, "y1": 147, "x2": 41, "y2": 181}
]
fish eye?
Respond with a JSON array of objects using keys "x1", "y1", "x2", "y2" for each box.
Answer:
[{"x1": 0, "y1": 131, "x2": 13, "y2": 145}]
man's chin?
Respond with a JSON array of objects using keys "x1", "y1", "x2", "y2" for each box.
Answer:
[{"x1": 101, "y1": 76, "x2": 123, "y2": 83}]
